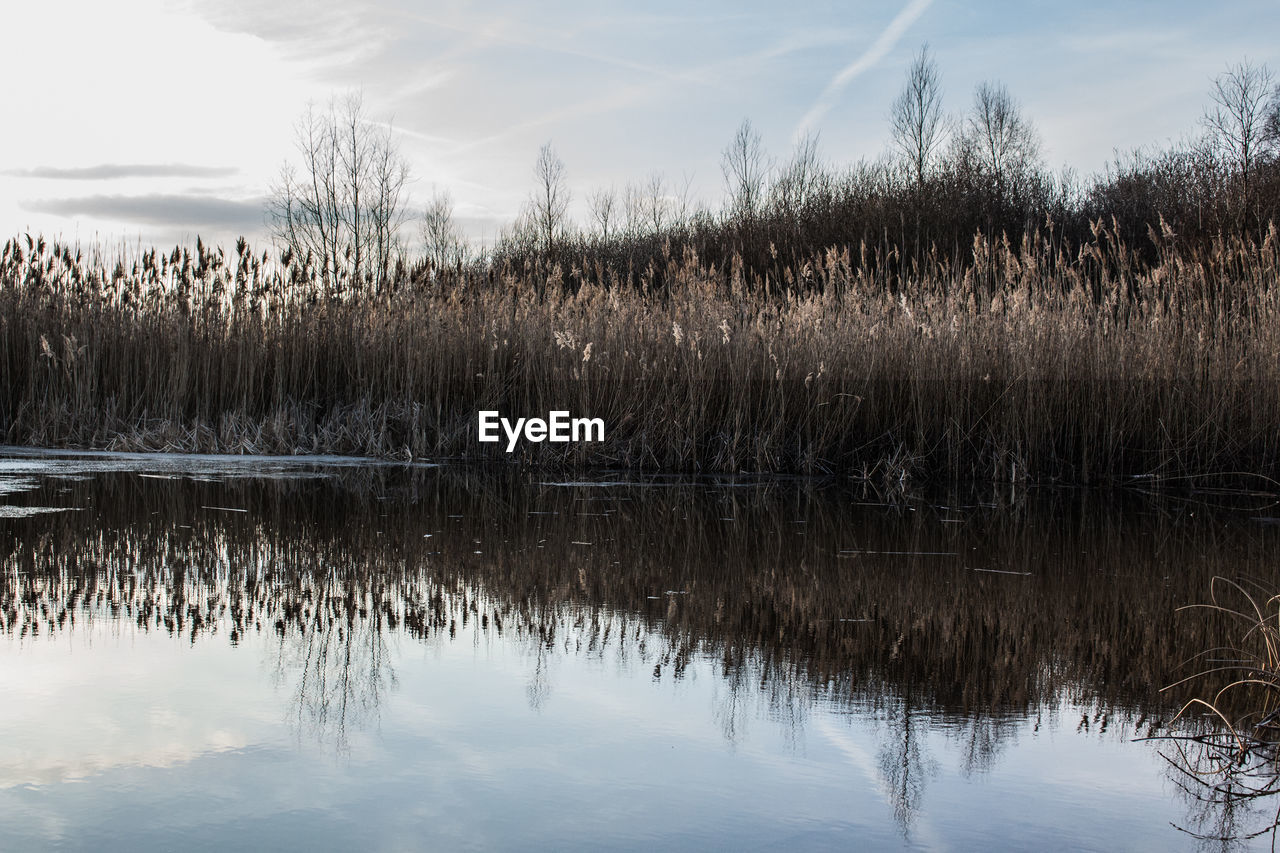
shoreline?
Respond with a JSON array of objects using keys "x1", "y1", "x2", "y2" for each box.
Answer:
[{"x1": 3, "y1": 443, "x2": 1276, "y2": 496}]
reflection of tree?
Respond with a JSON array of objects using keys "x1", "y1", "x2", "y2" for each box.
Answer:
[
  {"x1": 526, "y1": 637, "x2": 553, "y2": 711},
  {"x1": 713, "y1": 646, "x2": 751, "y2": 745},
  {"x1": 876, "y1": 686, "x2": 939, "y2": 839},
  {"x1": 0, "y1": 467, "x2": 1259, "y2": 829},
  {"x1": 955, "y1": 715, "x2": 1017, "y2": 777},
  {"x1": 268, "y1": 577, "x2": 398, "y2": 751}
]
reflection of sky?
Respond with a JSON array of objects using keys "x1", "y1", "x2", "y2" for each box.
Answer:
[
  {"x1": 1, "y1": 612, "x2": 1207, "y2": 852},
  {"x1": 0, "y1": 631, "x2": 281, "y2": 789},
  {"x1": 2, "y1": 0, "x2": 1277, "y2": 248}
]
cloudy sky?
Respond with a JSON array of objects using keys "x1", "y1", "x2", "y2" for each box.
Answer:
[{"x1": 3, "y1": 0, "x2": 1277, "y2": 250}]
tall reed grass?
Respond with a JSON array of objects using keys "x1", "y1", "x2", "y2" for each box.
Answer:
[{"x1": 3, "y1": 222, "x2": 1280, "y2": 481}]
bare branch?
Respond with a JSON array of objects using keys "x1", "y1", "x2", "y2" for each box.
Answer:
[
  {"x1": 586, "y1": 185, "x2": 617, "y2": 240},
  {"x1": 265, "y1": 93, "x2": 411, "y2": 290},
  {"x1": 1204, "y1": 60, "x2": 1277, "y2": 177},
  {"x1": 890, "y1": 45, "x2": 947, "y2": 187},
  {"x1": 529, "y1": 142, "x2": 570, "y2": 255},
  {"x1": 721, "y1": 119, "x2": 771, "y2": 223},
  {"x1": 965, "y1": 81, "x2": 1040, "y2": 193}
]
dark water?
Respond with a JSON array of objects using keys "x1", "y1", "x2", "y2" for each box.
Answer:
[{"x1": 2, "y1": 450, "x2": 1278, "y2": 851}]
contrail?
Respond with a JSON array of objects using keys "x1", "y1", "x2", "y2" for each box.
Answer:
[{"x1": 793, "y1": 0, "x2": 933, "y2": 141}]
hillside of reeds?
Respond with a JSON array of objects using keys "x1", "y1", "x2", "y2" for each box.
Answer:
[{"x1": 2, "y1": 219, "x2": 1280, "y2": 482}]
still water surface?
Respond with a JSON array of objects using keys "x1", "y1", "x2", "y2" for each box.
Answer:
[{"x1": 1, "y1": 450, "x2": 1278, "y2": 851}]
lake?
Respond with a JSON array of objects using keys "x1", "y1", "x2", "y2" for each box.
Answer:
[{"x1": 1, "y1": 449, "x2": 1277, "y2": 851}]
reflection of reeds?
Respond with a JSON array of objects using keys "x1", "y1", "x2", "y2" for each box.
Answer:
[
  {"x1": 4, "y1": 225, "x2": 1280, "y2": 480},
  {"x1": 0, "y1": 468, "x2": 1247, "y2": 725}
]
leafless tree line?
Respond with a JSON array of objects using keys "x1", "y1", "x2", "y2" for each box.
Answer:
[{"x1": 267, "y1": 53, "x2": 1280, "y2": 281}]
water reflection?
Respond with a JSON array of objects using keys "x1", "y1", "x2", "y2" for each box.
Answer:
[
  {"x1": 1, "y1": 463, "x2": 1277, "y2": 849},
  {"x1": 1150, "y1": 715, "x2": 1280, "y2": 849},
  {"x1": 877, "y1": 696, "x2": 936, "y2": 835}
]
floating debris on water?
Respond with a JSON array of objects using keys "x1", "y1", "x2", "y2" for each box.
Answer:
[
  {"x1": 0, "y1": 476, "x2": 40, "y2": 496},
  {"x1": 0, "y1": 506, "x2": 79, "y2": 518},
  {"x1": 838, "y1": 549, "x2": 958, "y2": 556}
]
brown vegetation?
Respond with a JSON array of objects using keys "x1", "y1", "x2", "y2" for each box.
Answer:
[
  {"x1": 2, "y1": 218, "x2": 1280, "y2": 481},
  {"x1": 3, "y1": 58, "x2": 1280, "y2": 480}
]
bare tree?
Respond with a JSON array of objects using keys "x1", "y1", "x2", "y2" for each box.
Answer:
[
  {"x1": 499, "y1": 207, "x2": 541, "y2": 257},
  {"x1": 366, "y1": 119, "x2": 411, "y2": 285},
  {"x1": 529, "y1": 142, "x2": 570, "y2": 255},
  {"x1": 622, "y1": 181, "x2": 645, "y2": 237},
  {"x1": 1204, "y1": 59, "x2": 1279, "y2": 216},
  {"x1": 890, "y1": 45, "x2": 947, "y2": 188},
  {"x1": 420, "y1": 188, "x2": 466, "y2": 274},
  {"x1": 673, "y1": 170, "x2": 697, "y2": 228},
  {"x1": 643, "y1": 172, "x2": 671, "y2": 234},
  {"x1": 721, "y1": 119, "x2": 771, "y2": 222},
  {"x1": 337, "y1": 96, "x2": 369, "y2": 281},
  {"x1": 772, "y1": 131, "x2": 824, "y2": 217},
  {"x1": 965, "y1": 81, "x2": 1040, "y2": 195},
  {"x1": 587, "y1": 185, "x2": 618, "y2": 240},
  {"x1": 267, "y1": 93, "x2": 410, "y2": 290},
  {"x1": 267, "y1": 105, "x2": 338, "y2": 283}
]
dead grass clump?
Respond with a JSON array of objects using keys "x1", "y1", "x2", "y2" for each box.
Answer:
[{"x1": 1157, "y1": 578, "x2": 1280, "y2": 844}]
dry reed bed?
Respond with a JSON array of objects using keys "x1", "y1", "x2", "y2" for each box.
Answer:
[{"x1": 2, "y1": 225, "x2": 1279, "y2": 481}]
